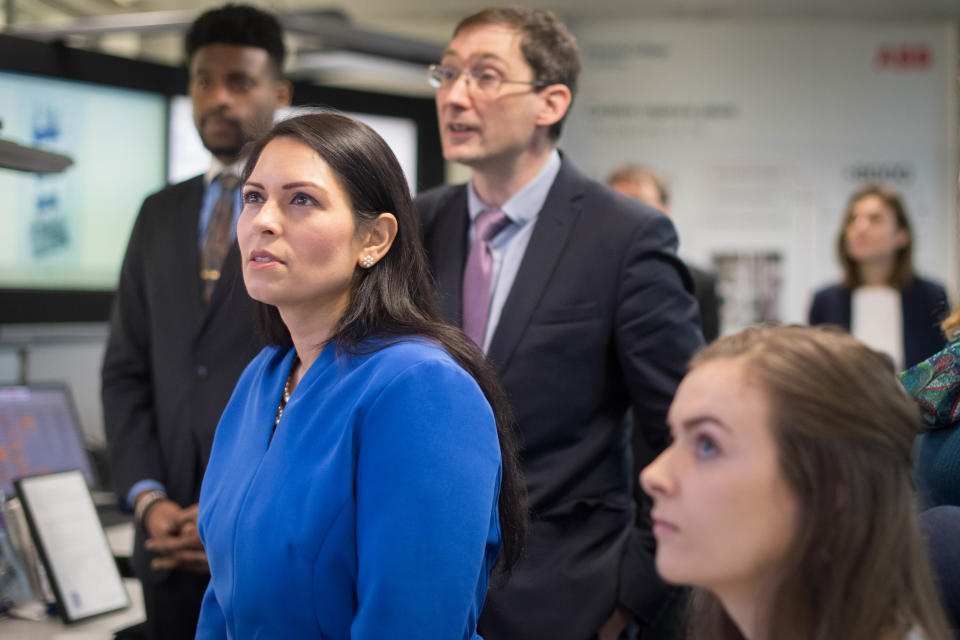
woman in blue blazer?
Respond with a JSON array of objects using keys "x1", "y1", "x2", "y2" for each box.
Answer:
[
  {"x1": 194, "y1": 113, "x2": 526, "y2": 639},
  {"x1": 809, "y1": 183, "x2": 947, "y2": 369}
]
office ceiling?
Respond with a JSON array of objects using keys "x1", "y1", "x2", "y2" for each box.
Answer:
[
  {"x1": 14, "y1": 0, "x2": 960, "y2": 35},
  {"x1": 8, "y1": 0, "x2": 960, "y2": 95}
]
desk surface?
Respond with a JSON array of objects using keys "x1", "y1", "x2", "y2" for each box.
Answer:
[
  {"x1": 104, "y1": 522, "x2": 134, "y2": 559},
  {"x1": 0, "y1": 578, "x2": 144, "y2": 639}
]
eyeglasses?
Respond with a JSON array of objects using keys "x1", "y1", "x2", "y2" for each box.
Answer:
[{"x1": 427, "y1": 64, "x2": 547, "y2": 98}]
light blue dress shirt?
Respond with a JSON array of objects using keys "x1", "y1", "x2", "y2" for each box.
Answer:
[{"x1": 467, "y1": 149, "x2": 561, "y2": 352}]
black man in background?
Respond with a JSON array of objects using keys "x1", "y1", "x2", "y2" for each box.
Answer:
[{"x1": 101, "y1": 5, "x2": 291, "y2": 638}]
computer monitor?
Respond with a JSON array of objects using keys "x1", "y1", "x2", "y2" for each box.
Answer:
[{"x1": 0, "y1": 384, "x2": 96, "y2": 498}]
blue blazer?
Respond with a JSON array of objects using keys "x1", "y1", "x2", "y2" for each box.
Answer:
[
  {"x1": 196, "y1": 340, "x2": 503, "y2": 639},
  {"x1": 808, "y1": 276, "x2": 948, "y2": 368}
]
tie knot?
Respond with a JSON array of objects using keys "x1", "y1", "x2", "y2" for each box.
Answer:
[
  {"x1": 217, "y1": 173, "x2": 241, "y2": 191},
  {"x1": 475, "y1": 208, "x2": 509, "y2": 243}
]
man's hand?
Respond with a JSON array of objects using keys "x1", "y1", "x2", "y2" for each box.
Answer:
[
  {"x1": 597, "y1": 604, "x2": 633, "y2": 640},
  {"x1": 142, "y1": 502, "x2": 209, "y2": 574}
]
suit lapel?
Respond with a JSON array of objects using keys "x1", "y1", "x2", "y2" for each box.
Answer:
[
  {"x1": 487, "y1": 162, "x2": 584, "y2": 375},
  {"x1": 900, "y1": 281, "x2": 920, "y2": 362},
  {"x1": 169, "y1": 177, "x2": 206, "y2": 327},
  {"x1": 838, "y1": 289, "x2": 853, "y2": 330},
  {"x1": 199, "y1": 242, "x2": 244, "y2": 331},
  {"x1": 428, "y1": 187, "x2": 470, "y2": 326}
]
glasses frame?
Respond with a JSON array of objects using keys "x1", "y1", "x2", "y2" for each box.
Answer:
[{"x1": 427, "y1": 64, "x2": 548, "y2": 97}]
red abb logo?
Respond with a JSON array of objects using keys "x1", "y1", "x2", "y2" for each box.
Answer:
[{"x1": 874, "y1": 44, "x2": 932, "y2": 69}]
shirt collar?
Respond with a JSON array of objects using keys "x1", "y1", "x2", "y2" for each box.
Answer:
[
  {"x1": 467, "y1": 149, "x2": 561, "y2": 226},
  {"x1": 204, "y1": 156, "x2": 245, "y2": 185}
]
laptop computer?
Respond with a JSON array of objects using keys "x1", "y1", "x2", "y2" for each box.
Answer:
[{"x1": 0, "y1": 384, "x2": 97, "y2": 500}]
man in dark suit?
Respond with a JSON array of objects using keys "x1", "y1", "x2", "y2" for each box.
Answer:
[
  {"x1": 608, "y1": 164, "x2": 720, "y2": 343},
  {"x1": 101, "y1": 6, "x2": 291, "y2": 639},
  {"x1": 417, "y1": 8, "x2": 703, "y2": 639}
]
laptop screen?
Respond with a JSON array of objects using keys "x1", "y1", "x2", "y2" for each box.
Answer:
[{"x1": 0, "y1": 385, "x2": 96, "y2": 498}]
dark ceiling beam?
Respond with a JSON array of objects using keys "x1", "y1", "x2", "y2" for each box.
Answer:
[
  {"x1": 4, "y1": 8, "x2": 443, "y2": 65},
  {"x1": 280, "y1": 13, "x2": 443, "y2": 65},
  {"x1": 5, "y1": 9, "x2": 198, "y2": 39}
]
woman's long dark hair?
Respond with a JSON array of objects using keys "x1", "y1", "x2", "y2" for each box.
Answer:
[{"x1": 240, "y1": 111, "x2": 526, "y2": 574}]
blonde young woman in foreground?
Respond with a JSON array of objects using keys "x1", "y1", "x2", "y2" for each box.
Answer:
[{"x1": 641, "y1": 325, "x2": 950, "y2": 640}]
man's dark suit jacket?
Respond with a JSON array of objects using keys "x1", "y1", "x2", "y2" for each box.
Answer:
[
  {"x1": 628, "y1": 266, "x2": 716, "y2": 529},
  {"x1": 417, "y1": 158, "x2": 704, "y2": 640},
  {"x1": 808, "y1": 276, "x2": 948, "y2": 368},
  {"x1": 102, "y1": 176, "x2": 260, "y2": 632}
]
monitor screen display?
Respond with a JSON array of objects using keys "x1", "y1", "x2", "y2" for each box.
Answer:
[
  {"x1": 0, "y1": 70, "x2": 167, "y2": 291},
  {"x1": 0, "y1": 385, "x2": 96, "y2": 498}
]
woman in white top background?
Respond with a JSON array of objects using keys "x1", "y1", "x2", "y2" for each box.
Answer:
[{"x1": 809, "y1": 183, "x2": 947, "y2": 369}]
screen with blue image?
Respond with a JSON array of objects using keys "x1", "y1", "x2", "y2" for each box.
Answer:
[{"x1": 0, "y1": 70, "x2": 167, "y2": 290}]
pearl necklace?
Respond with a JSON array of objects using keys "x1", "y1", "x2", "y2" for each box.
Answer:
[{"x1": 274, "y1": 357, "x2": 298, "y2": 428}]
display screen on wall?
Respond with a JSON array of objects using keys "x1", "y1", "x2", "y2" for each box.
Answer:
[{"x1": 0, "y1": 70, "x2": 167, "y2": 291}]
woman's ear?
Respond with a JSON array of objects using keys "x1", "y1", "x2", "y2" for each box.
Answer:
[{"x1": 357, "y1": 213, "x2": 398, "y2": 269}]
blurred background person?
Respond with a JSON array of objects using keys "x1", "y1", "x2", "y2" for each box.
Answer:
[
  {"x1": 641, "y1": 325, "x2": 951, "y2": 640},
  {"x1": 100, "y1": 6, "x2": 291, "y2": 639},
  {"x1": 900, "y1": 307, "x2": 960, "y2": 635},
  {"x1": 900, "y1": 309, "x2": 960, "y2": 510},
  {"x1": 195, "y1": 112, "x2": 526, "y2": 638},
  {"x1": 608, "y1": 163, "x2": 719, "y2": 342},
  {"x1": 809, "y1": 183, "x2": 948, "y2": 370},
  {"x1": 919, "y1": 505, "x2": 960, "y2": 635}
]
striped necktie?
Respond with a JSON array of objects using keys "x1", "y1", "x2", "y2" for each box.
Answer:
[{"x1": 200, "y1": 173, "x2": 239, "y2": 302}]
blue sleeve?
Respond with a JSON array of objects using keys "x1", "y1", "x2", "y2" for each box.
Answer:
[
  {"x1": 350, "y1": 358, "x2": 501, "y2": 639},
  {"x1": 126, "y1": 479, "x2": 166, "y2": 511},
  {"x1": 195, "y1": 582, "x2": 228, "y2": 640}
]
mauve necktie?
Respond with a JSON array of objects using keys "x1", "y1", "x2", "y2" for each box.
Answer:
[
  {"x1": 462, "y1": 208, "x2": 510, "y2": 347},
  {"x1": 200, "y1": 173, "x2": 240, "y2": 302}
]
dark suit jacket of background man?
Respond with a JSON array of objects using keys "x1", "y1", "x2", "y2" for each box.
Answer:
[
  {"x1": 689, "y1": 264, "x2": 719, "y2": 343},
  {"x1": 102, "y1": 175, "x2": 260, "y2": 629},
  {"x1": 630, "y1": 265, "x2": 718, "y2": 525},
  {"x1": 417, "y1": 158, "x2": 704, "y2": 640}
]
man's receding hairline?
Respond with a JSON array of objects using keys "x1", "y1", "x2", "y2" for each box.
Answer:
[{"x1": 447, "y1": 23, "x2": 527, "y2": 57}]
